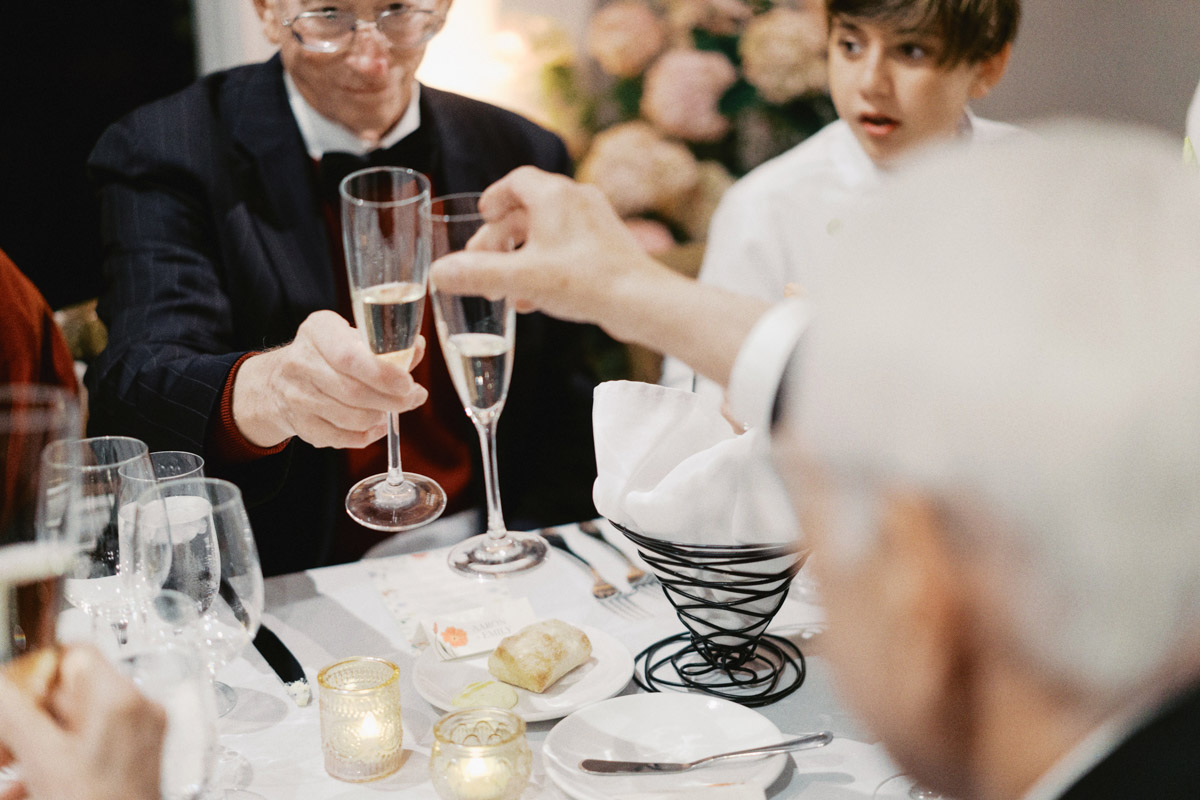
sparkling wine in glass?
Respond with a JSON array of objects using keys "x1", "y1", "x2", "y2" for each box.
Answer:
[
  {"x1": 341, "y1": 166, "x2": 447, "y2": 531},
  {"x1": 1, "y1": 385, "x2": 81, "y2": 669},
  {"x1": 134, "y1": 477, "x2": 263, "y2": 716},
  {"x1": 427, "y1": 192, "x2": 548, "y2": 576}
]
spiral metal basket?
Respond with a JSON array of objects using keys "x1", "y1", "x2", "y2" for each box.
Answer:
[{"x1": 610, "y1": 520, "x2": 808, "y2": 707}]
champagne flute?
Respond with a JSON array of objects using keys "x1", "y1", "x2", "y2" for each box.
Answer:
[
  {"x1": 1, "y1": 385, "x2": 81, "y2": 668},
  {"x1": 341, "y1": 166, "x2": 447, "y2": 531},
  {"x1": 134, "y1": 477, "x2": 263, "y2": 715},
  {"x1": 427, "y1": 193, "x2": 548, "y2": 576},
  {"x1": 42, "y1": 436, "x2": 167, "y2": 650}
]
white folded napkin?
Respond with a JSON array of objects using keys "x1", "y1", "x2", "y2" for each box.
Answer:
[{"x1": 592, "y1": 381, "x2": 796, "y2": 546}]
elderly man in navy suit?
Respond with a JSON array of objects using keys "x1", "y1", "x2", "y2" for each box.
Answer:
[{"x1": 86, "y1": 0, "x2": 600, "y2": 576}]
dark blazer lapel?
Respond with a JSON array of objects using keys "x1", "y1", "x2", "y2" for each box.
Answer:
[
  {"x1": 419, "y1": 86, "x2": 484, "y2": 194},
  {"x1": 225, "y1": 55, "x2": 335, "y2": 320}
]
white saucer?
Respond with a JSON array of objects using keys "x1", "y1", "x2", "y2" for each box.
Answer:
[
  {"x1": 541, "y1": 693, "x2": 790, "y2": 800},
  {"x1": 411, "y1": 625, "x2": 634, "y2": 722}
]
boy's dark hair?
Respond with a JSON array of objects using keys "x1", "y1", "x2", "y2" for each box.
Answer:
[{"x1": 826, "y1": 0, "x2": 1020, "y2": 66}]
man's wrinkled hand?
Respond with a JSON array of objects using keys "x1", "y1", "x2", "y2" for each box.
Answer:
[{"x1": 233, "y1": 310, "x2": 428, "y2": 449}]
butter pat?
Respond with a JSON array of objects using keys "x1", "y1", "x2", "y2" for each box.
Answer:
[{"x1": 451, "y1": 680, "x2": 518, "y2": 709}]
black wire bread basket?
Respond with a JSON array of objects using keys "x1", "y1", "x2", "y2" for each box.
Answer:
[{"x1": 609, "y1": 520, "x2": 808, "y2": 707}]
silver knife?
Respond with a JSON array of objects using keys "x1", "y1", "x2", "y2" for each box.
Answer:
[{"x1": 578, "y1": 731, "x2": 833, "y2": 774}]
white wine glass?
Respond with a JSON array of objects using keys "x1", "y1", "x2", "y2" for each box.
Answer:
[
  {"x1": 427, "y1": 192, "x2": 548, "y2": 576},
  {"x1": 1, "y1": 385, "x2": 81, "y2": 667},
  {"x1": 134, "y1": 477, "x2": 264, "y2": 716},
  {"x1": 341, "y1": 166, "x2": 447, "y2": 531},
  {"x1": 42, "y1": 435, "x2": 168, "y2": 650},
  {"x1": 118, "y1": 633, "x2": 218, "y2": 800}
]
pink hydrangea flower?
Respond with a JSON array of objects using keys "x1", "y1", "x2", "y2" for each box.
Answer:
[
  {"x1": 641, "y1": 49, "x2": 738, "y2": 143},
  {"x1": 661, "y1": 160, "x2": 735, "y2": 240},
  {"x1": 666, "y1": 0, "x2": 754, "y2": 36},
  {"x1": 577, "y1": 121, "x2": 700, "y2": 217},
  {"x1": 739, "y1": 6, "x2": 828, "y2": 104},
  {"x1": 586, "y1": 0, "x2": 667, "y2": 78}
]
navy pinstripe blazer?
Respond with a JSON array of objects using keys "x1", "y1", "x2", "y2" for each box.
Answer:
[{"x1": 85, "y1": 56, "x2": 599, "y2": 576}]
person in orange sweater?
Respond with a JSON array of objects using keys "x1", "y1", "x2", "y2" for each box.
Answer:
[{"x1": 0, "y1": 247, "x2": 77, "y2": 392}]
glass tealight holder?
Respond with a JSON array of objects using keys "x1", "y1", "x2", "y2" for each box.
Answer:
[
  {"x1": 318, "y1": 657, "x2": 404, "y2": 782},
  {"x1": 430, "y1": 708, "x2": 532, "y2": 800}
]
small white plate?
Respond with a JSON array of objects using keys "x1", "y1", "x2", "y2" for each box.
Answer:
[
  {"x1": 542, "y1": 693, "x2": 790, "y2": 800},
  {"x1": 411, "y1": 625, "x2": 634, "y2": 722}
]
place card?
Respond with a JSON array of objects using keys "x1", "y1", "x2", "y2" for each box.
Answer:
[
  {"x1": 367, "y1": 549, "x2": 513, "y2": 653},
  {"x1": 414, "y1": 598, "x2": 537, "y2": 660}
]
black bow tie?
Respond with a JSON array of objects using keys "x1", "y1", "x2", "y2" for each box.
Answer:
[{"x1": 318, "y1": 128, "x2": 437, "y2": 203}]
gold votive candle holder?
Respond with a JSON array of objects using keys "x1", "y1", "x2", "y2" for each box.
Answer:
[
  {"x1": 429, "y1": 708, "x2": 532, "y2": 800},
  {"x1": 317, "y1": 656, "x2": 403, "y2": 782}
]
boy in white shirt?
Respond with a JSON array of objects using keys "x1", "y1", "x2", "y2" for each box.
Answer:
[{"x1": 664, "y1": 0, "x2": 1020, "y2": 396}]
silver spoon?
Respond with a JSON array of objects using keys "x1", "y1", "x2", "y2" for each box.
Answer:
[{"x1": 578, "y1": 731, "x2": 833, "y2": 774}]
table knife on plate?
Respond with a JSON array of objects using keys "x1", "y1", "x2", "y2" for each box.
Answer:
[{"x1": 579, "y1": 731, "x2": 833, "y2": 774}]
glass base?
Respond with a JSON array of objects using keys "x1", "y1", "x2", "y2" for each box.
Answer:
[
  {"x1": 214, "y1": 679, "x2": 237, "y2": 717},
  {"x1": 345, "y1": 472, "x2": 446, "y2": 532},
  {"x1": 874, "y1": 775, "x2": 945, "y2": 799},
  {"x1": 447, "y1": 531, "x2": 548, "y2": 577}
]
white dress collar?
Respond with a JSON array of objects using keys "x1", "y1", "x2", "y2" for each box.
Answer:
[{"x1": 283, "y1": 73, "x2": 421, "y2": 159}]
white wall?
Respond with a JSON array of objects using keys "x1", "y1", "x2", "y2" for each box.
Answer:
[{"x1": 975, "y1": 0, "x2": 1200, "y2": 136}]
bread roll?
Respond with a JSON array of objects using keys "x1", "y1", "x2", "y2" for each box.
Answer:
[{"x1": 487, "y1": 620, "x2": 592, "y2": 693}]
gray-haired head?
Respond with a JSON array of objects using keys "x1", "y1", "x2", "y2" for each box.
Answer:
[{"x1": 777, "y1": 120, "x2": 1200, "y2": 699}]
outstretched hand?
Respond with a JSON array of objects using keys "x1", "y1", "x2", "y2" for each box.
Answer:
[
  {"x1": 430, "y1": 167, "x2": 769, "y2": 387},
  {"x1": 430, "y1": 167, "x2": 669, "y2": 327}
]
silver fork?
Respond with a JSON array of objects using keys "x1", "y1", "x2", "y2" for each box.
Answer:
[
  {"x1": 578, "y1": 519, "x2": 658, "y2": 591},
  {"x1": 542, "y1": 529, "x2": 649, "y2": 620}
]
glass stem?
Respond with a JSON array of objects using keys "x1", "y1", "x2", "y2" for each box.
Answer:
[
  {"x1": 385, "y1": 411, "x2": 404, "y2": 486},
  {"x1": 475, "y1": 416, "x2": 506, "y2": 538}
]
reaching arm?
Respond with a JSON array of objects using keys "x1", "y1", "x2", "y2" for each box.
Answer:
[{"x1": 429, "y1": 167, "x2": 769, "y2": 388}]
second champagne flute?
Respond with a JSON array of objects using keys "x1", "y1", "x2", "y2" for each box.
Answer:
[
  {"x1": 341, "y1": 166, "x2": 447, "y2": 531},
  {"x1": 427, "y1": 193, "x2": 548, "y2": 576}
]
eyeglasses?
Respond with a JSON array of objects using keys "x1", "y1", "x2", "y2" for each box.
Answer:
[{"x1": 282, "y1": 5, "x2": 446, "y2": 53}]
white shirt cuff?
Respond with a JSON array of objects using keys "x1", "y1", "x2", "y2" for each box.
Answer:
[{"x1": 726, "y1": 298, "x2": 811, "y2": 431}]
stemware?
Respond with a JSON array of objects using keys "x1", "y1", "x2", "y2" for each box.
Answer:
[
  {"x1": 134, "y1": 477, "x2": 264, "y2": 715},
  {"x1": 1, "y1": 385, "x2": 81, "y2": 666},
  {"x1": 341, "y1": 166, "x2": 447, "y2": 531},
  {"x1": 426, "y1": 192, "x2": 548, "y2": 576},
  {"x1": 118, "y1": 636, "x2": 218, "y2": 800},
  {"x1": 41, "y1": 435, "x2": 167, "y2": 649}
]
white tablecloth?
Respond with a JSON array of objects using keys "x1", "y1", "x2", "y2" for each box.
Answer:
[{"x1": 215, "y1": 525, "x2": 901, "y2": 798}]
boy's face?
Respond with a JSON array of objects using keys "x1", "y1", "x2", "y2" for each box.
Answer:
[{"x1": 828, "y1": 15, "x2": 1007, "y2": 165}]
